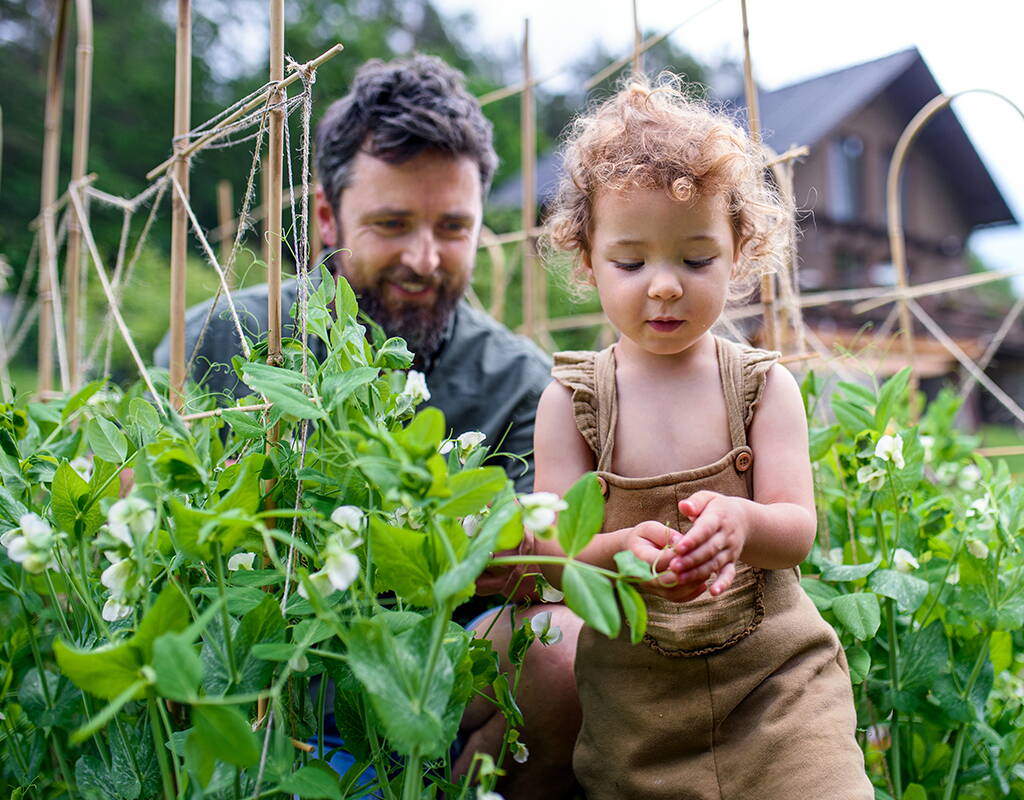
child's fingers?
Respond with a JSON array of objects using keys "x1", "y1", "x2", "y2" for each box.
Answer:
[
  {"x1": 672, "y1": 513, "x2": 720, "y2": 555},
  {"x1": 708, "y1": 562, "x2": 737, "y2": 596},
  {"x1": 677, "y1": 491, "x2": 719, "y2": 521},
  {"x1": 672, "y1": 531, "x2": 725, "y2": 572},
  {"x1": 676, "y1": 550, "x2": 733, "y2": 587}
]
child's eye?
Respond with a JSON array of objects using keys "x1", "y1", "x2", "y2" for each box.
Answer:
[
  {"x1": 612, "y1": 261, "x2": 644, "y2": 271},
  {"x1": 684, "y1": 258, "x2": 713, "y2": 268}
]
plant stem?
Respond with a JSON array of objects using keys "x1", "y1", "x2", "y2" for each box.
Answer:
[
  {"x1": 403, "y1": 749, "x2": 422, "y2": 800},
  {"x1": 156, "y1": 696, "x2": 184, "y2": 799},
  {"x1": 213, "y1": 543, "x2": 240, "y2": 685},
  {"x1": 885, "y1": 597, "x2": 902, "y2": 798},
  {"x1": 940, "y1": 643, "x2": 990, "y2": 800},
  {"x1": 148, "y1": 697, "x2": 176, "y2": 800},
  {"x1": 489, "y1": 554, "x2": 620, "y2": 580},
  {"x1": 315, "y1": 669, "x2": 328, "y2": 761}
]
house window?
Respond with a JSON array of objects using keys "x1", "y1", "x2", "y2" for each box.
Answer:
[
  {"x1": 833, "y1": 247, "x2": 865, "y2": 288},
  {"x1": 829, "y1": 135, "x2": 865, "y2": 222}
]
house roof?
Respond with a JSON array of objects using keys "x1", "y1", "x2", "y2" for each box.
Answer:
[{"x1": 490, "y1": 47, "x2": 1016, "y2": 229}]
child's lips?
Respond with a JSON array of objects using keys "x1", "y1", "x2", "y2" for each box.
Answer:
[{"x1": 647, "y1": 319, "x2": 683, "y2": 332}]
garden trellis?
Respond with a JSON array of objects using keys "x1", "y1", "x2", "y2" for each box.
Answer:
[{"x1": 3, "y1": 1, "x2": 1024, "y2": 798}]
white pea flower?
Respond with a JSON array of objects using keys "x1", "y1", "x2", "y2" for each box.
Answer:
[
  {"x1": 457, "y1": 431, "x2": 486, "y2": 453},
  {"x1": 439, "y1": 440, "x2": 456, "y2": 455},
  {"x1": 539, "y1": 580, "x2": 564, "y2": 603},
  {"x1": 107, "y1": 497, "x2": 156, "y2": 546},
  {"x1": 289, "y1": 653, "x2": 310, "y2": 673},
  {"x1": 102, "y1": 596, "x2": 133, "y2": 622},
  {"x1": 957, "y1": 464, "x2": 981, "y2": 492},
  {"x1": 2, "y1": 514, "x2": 59, "y2": 574},
  {"x1": 920, "y1": 435, "x2": 936, "y2": 463},
  {"x1": 530, "y1": 610, "x2": 563, "y2": 646},
  {"x1": 966, "y1": 538, "x2": 990, "y2": 560},
  {"x1": 892, "y1": 548, "x2": 919, "y2": 573},
  {"x1": 518, "y1": 492, "x2": 568, "y2": 535},
  {"x1": 298, "y1": 570, "x2": 334, "y2": 600},
  {"x1": 477, "y1": 792, "x2": 505, "y2": 800},
  {"x1": 402, "y1": 370, "x2": 431, "y2": 404},
  {"x1": 331, "y1": 505, "x2": 365, "y2": 533},
  {"x1": 462, "y1": 515, "x2": 481, "y2": 538},
  {"x1": 70, "y1": 456, "x2": 93, "y2": 482},
  {"x1": 227, "y1": 552, "x2": 256, "y2": 571},
  {"x1": 856, "y1": 465, "x2": 886, "y2": 491},
  {"x1": 101, "y1": 557, "x2": 134, "y2": 595},
  {"x1": 945, "y1": 566, "x2": 960, "y2": 585},
  {"x1": 967, "y1": 497, "x2": 997, "y2": 531},
  {"x1": 511, "y1": 740, "x2": 530, "y2": 764},
  {"x1": 875, "y1": 434, "x2": 905, "y2": 469}
]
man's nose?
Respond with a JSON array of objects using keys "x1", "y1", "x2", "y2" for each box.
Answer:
[
  {"x1": 648, "y1": 266, "x2": 683, "y2": 300},
  {"x1": 403, "y1": 229, "x2": 442, "y2": 277}
]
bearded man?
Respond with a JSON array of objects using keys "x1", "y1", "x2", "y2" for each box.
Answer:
[{"x1": 155, "y1": 54, "x2": 581, "y2": 799}]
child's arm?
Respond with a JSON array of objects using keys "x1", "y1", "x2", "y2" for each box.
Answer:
[
  {"x1": 668, "y1": 364, "x2": 817, "y2": 595},
  {"x1": 532, "y1": 382, "x2": 697, "y2": 597}
]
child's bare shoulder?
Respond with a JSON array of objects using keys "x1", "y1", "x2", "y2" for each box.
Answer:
[{"x1": 749, "y1": 363, "x2": 807, "y2": 441}]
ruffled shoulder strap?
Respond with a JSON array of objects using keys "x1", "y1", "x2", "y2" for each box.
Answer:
[
  {"x1": 715, "y1": 337, "x2": 780, "y2": 447},
  {"x1": 551, "y1": 350, "x2": 602, "y2": 460}
]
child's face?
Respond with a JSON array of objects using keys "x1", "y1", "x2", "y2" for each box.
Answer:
[{"x1": 586, "y1": 187, "x2": 736, "y2": 357}]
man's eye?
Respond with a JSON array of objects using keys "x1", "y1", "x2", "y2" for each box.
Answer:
[
  {"x1": 613, "y1": 261, "x2": 644, "y2": 271},
  {"x1": 684, "y1": 258, "x2": 713, "y2": 268},
  {"x1": 374, "y1": 219, "x2": 406, "y2": 231},
  {"x1": 440, "y1": 221, "x2": 469, "y2": 235}
]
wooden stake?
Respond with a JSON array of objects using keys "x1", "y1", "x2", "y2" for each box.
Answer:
[
  {"x1": 632, "y1": 0, "x2": 642, "y2": 73},
  {"x1": 266, "y1": 0, "x2": 284, "y2": 368},
  {"x1": 37, "y1": 0, "x2": 71, "y2": 397},
  {"x1": 520, "y1": 19, "x2": 538, "y2": 342},
  {"x1": 216, "y1": 180, "x2": 235, "y2": 288},
  {"x1": 169, "y1": 0, "x2": 191, "y2": 409},
  {"x1": 65, "y1": 0, "x2": 93, "y2": 391},
  {"x1": 739, "y1": 0, "x2": 777, "y2": 351}
]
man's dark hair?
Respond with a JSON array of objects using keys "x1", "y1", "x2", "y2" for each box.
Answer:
[{"x1": 315, "y1": 54, "x2": 498, "y2": 209}]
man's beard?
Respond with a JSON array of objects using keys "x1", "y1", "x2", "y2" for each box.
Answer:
[{"x1": 354, "y1": 268, "x2": 463, "y2": 371}]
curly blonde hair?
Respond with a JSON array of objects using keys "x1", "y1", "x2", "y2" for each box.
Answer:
[{"x1": 546, "y1": 74, "x2": 790, "y2": 301}]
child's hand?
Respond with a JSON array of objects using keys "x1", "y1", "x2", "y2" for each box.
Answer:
[
  {"x1": 670, "y1": 491, "x2": 751, "y2": 597},
  {"x1": 626, "y1": 521, "x2": 707, "y2": 602}
]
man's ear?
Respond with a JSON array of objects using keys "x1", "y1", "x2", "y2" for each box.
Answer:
[{"x1": 315, "y1": 184, "x2": 339, "y2": 248}]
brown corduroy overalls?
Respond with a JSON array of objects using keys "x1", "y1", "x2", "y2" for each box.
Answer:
[{"x1": 551, "y1": 336, "x2": 873, "y2": 800}]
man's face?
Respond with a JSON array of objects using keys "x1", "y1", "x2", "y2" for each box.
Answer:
[{"x1": 315, "y1": 149, "x2": 482, "y2": 361}]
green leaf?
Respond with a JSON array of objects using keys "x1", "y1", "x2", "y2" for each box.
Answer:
[
  {"x1": 495, "y1": 507, "x2": 524, "y2": 551},
  {"x1": 556, "y1": 473, "x2": 604, "y2": 557},
  {"x1": 875, "y1": 368, "x2": 911, "y2": 431},
  {"x1": 345, "y1": 616, "x2": 452, "y2": 758},
  {"x1": 990, "y1": 630, "x2": 1013, "y2": 674},
  {"x1": 232, "y1": 595, "x2": 287, "y2": 692},
  {"x1": 903, "y1": 784, "x2": 927, "y2": 800},
  {"x1": 832, "y1": 399, "x2": 875, "y2": 436},
  {"x1": 369, "y1": 518, "x2": 435, "y2": 607},
  {"x1": 133, "y1": 584, "x2": 191, "y2": 661},
  {"x1": 242, "y1": 362, "x2": 325, "y2": 421},
  {"x1": 613, "y1": 550, "x2": 652, "y2": 580},
  {"x1": 222, "y1": 409, "x2": 266, "y2": 440},
  {"x1": 845, "y1": 645, "x2": 871, "y2": 683},
  {"x1": 900, "y1": 622, "x2": 948, "y2": 690},
  {"x1": 335, "y1": 274, "x2": 358, "y2": 321},
  {"x1": 397, "y1": 407, "x2": 446, "y2": 458},
  {"x1": 70, "y1": 679, "x2": 148, "y2": 744},
  {"x1": 435, "y1": 467, "x2": 507, "y2": 517},
  {"x1": 434, "y1": 498, "x2": 516, "y2": 603},
  {"x1": 54, "y1": 639, "x2": 144, "y2": 701},
  {"x1": 836, "y1": 381, "x2": 877, "y2": 406},
  {"x1": 213, "y1": 453, "x2": 266, "y2": 515},
  {"x1": 250, "y1": 642, "x2": 301, "y2": 662},
  {"x1": 868, "y1": 568, "x2": 929, "y2": 613},
  {"x1": 373, "y1": 337, "x2": 414, "y2": 369},
  {"x1": 152, "y1": 633, "x2": 202, "y2": 702},
  {"x1": 87, "y1": 417, "x2": 128, "y2": 464},
  {"x1": 18, "y1": 668, "x2": 82, "y2": 729},
  {"x1": 275, "y1": 763, "x2": 343, "y2": 799},
  {"x1": 321, "y1": 367, "x2": 380, "y2": 412},
  {"x1": 616, "y1": 581, "x2": 647, "y2": 643},
  {"x1": 191, "y1": 705, "x2": 260, "y2": 768},
  {"x1": 0, "y1": 485, "x2": 28, "y2": 526},
  {"x1": 128, "y1": 397, "x2": 161, "y2": 442},
  {"x1": 819, "y1": 557, "x2": 881, "y2": 583},
  {"x1": 62, "y1": 380, "x2": 106, "y2": 421},
  {"x1": 808, "y1": 424, "x2": 840, "y2": 461},
  {"x1": 830, "y1": 592, "x2": 880, "y2": 640},
  {"x1": 50, "y1": 461, "x2": 90, "y2": 538},
  {"x1": 562, "y1": 563, "x2": 620, "y2": 639},
  {"x1": 800, "y1": 577, "x2": 840, "y2": 611}
]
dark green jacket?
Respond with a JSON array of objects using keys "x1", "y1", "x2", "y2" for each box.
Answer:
[{"x1": 154, "y1": 281, "x2": 550, "y2": 492}]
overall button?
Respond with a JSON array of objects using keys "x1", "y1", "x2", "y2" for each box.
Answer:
[
  {"x1": 596, "y1": 475, "x2": 609, "y2": 496},
  {"x1": 734, "y1": 452, "x2": 753, "y2": 472}
]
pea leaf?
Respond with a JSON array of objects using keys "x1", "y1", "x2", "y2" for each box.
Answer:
[
  {"x1": 831, "y1": 399, "x2": 874, "y2": 436},
  {"x1": 369, "y1": 519, "x2": 435, "y2": 607},
  {"x1": 562, "y1": 563, "x2": 620, "y2": 639},
  {"x1": 435, "y1": 467, "x2": 507, "y2": 517},
  {"x1": 845, "y1": 645, "x2": 871, "y2": 683},
  {"x1": 819, "y1": 557, "x2": 881, "y2": 583},
  {"x1": 152, "y1": 633, "x2": 203, "y2": 702},
  {"x1": 53, "y1": 639, "x2": 144, "y2": 701},
  {"x1": 321, "y1": 367, "x2": 380, "y2": 412},
  {"x1": 875, "y1": 368, "x2": 911, "y2": 431},
  {"x1": 275, "y1": 763, "x2": 343, "y2": 799},
  {"x1": 900, "y1": 621, "x2": 948, "y2": 690},
  {"x1": 613, "y1": 550, "x2": 652, "y2": 580},
  {"x1": 830, "y1": 592, "x2": 880, "y2": 640},
  {"x1": 808, "y1": 424, "x2": 840, "y2": 461},
  {"x1": 616, "y1": 581, "x2": 647, "y2": 643},
  {"x1": 242, "y1": 362, "x2": 325, "y2": 421},
  {"x1": 191, "y1": 705, "x2": 260, "y2": 768},
  {"x1": 87, "y1": 417, "x2": 128, "y2": 464},
  {"x1": 62, "y1": 380, "x2": 106, "y2": 421},
  {"x1": 222, "y1": 409, "x2": 265, "y2": 440},
  {"x1": 434, "y1": 497, "x2": 517, "y2": 603},
  {"x1": 556, "y1": 473, "x2": 604, "y2": 557},
  {"x1": 868, "y1": 568, "x2": 930, "y2": 613},
  {"x1": 50, "y1": 461, "x2": 90, "y2": 538},
  {"x1": 134, "y1": 584, "x2": 191, "y2": 661},
  {"x1": 800, "y1": 577, "x2": 841, "y2": 611}
]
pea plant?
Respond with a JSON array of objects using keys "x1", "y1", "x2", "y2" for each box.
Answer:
[
  {"x1": 802, "y1": 368, "x2": 1024, "y2": 800},
  {"x1": 0, "y1": 269, "x2": 650, "y2": 800}
]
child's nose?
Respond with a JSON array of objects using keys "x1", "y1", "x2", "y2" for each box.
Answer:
[{"x1": 648, "y1": 269, "x2": 683, "y2": 300}]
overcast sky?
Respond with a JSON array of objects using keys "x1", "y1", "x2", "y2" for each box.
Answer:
[{"x1": 440, "y1": 0, "x2": 1023, "y2": 287}]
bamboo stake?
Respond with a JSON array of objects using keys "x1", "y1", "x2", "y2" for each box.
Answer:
[
  {"x1": 739, "y1": 0, "x2": 776, "y2": 351},
  {"x1": 632, "y1": 0, "x2": 642, "y2": 73},
  {"x1": 37, "y1": 0, "x2": 71, "y2": 397},
  {"x1": 852, "y1": 264, "x2": 1024, "y2": 315},
  {"x1": 266, "y1": 0, "x2": 284, "y2": 368},
  {"x1": 520, "y1": 19, "x2": 538, "y2": 342},
  {"x1": 169, "y1": 0, "x2": 191, "y2": 409},
  {"x1": 64, "y1": 0, "x2": 92, "y2": 392},
  {"x1": 262, "y1": 159, "x2": 272, "y2": 274},
  {"x1": 145, "y1": 43, "x2": 344, "y2": 182},
  {"x1": 479, "y1": 227, "x2": 507, "y2": 323},
  {"x1": 181, "y1": 402, "x2": 272, "y2": 422},
  {"x1": 217, "y1": 180, "x2": 235, "y2": 287}
]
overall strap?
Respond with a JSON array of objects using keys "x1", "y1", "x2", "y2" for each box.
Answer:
[
  {"x1": 716, "y1": 336, "x2": 749, "y2": 450},
  {"x1": 593, "y1": 347, "x2": 618, "y2": 472}
]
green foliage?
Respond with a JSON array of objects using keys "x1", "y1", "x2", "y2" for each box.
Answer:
[
  {"x1": 803, "y1": 371, "x2": 1024, "y2": 799},
  {"x1": 0, "y1": 278, "x2": 653, "y2": 798}
]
